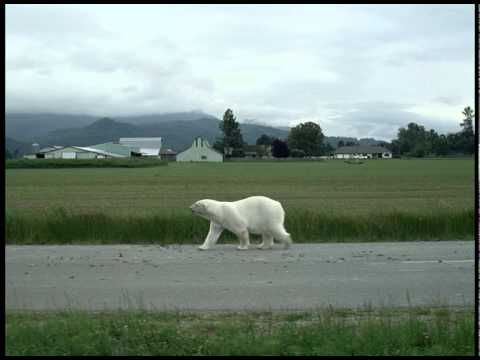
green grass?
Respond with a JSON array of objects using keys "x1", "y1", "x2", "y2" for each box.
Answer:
[
  {"x1": 5, "y1": 306, "x2": 474, "y2": 356},
  {"x1": 5, "y1": 207, "x2": 474, "y2": 244},
  {"x1": 5, "y1": 160, "x2": 474, "y2": 243},
  {"x1": 5, "y1": 158, "x2": 169, "y2": 168}
]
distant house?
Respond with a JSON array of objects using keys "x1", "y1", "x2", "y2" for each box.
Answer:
[
  {"x1": 176, "y1": 137, "x2": 223, "y2": 162},
  {"x1": 159, "y1": 148, "x2": 177, "y2": 161},
  {"x1": 32, "y1": 146, "x2": 126, "y2": 159},
  {"x1": 243, "y1": 144, "x2": 272, "y2": 159},
  {"x1": 119, "y1": 137, "x2": 162, "y2": 157},
  {"x1": 334, "y1": 145, "x2": 392, "y2": 159}
]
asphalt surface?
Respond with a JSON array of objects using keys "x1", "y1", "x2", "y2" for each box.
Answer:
[{"x1": 5, "y1": 241, "x2": 474, "y2": 311}]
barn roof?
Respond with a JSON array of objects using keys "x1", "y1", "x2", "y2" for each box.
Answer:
[
  {"x1": 334, "y1": 145, "x2": 391, "y2": 154},
  {"x1": 177, "y1": 136, "x2": 223, "y2": 156},
  {"x1": 89, "y1": 142, "x2": 133, "y2": 157}
]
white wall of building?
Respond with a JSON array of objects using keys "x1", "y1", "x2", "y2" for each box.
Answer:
[{"x1": 176, "y1": 137, "x2": 223, "y2": 162}]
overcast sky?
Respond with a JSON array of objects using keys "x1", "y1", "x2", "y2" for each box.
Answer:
[{"x1": 6, "y1": 4, "x2": 475, "y2": 140}]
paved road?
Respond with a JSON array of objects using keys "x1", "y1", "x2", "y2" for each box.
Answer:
[{"x1": 6, "y1": 241, "x2": 474, "y2": 311}]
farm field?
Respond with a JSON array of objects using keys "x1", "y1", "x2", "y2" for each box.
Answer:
[{"x1": 5, "y1": 159, "x2": 474, "y2": 244}]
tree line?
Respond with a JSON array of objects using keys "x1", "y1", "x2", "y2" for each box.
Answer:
[{"x1": 213, "y1": 106, "x2": 475, "y2": 158}]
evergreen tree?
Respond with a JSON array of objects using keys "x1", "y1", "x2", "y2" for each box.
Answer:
[
  {"x1": 214, "y1": 109, "x2": 245, "y2": 157},
  {"x1": 458, "y1": 106, "x2": 475, "y2": 154}
]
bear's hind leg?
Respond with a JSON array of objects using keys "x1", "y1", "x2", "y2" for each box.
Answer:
[
  {"x1": 257, "y1": 234, "x2": 274, "y2": 249},
  {"x1": 272, "y1": 227, "x2": 293, "y2": 249}
]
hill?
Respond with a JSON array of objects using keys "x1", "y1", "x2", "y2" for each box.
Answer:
[
  {"x1": 35, "y1": 117, "x2": 291, "y2": 151},
  {"x1": 5, "y1": 137, "x2": 34, "y2": 158},
  {"x1": 5, "y1": 111, "x2": 217, "y2": 143},
  {"x1": 6, "y1": 112, "x2": 386, "y2": 154}
]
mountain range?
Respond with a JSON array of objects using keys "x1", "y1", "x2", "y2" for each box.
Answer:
[{"x1": 5, "y1": 112, "x2": 384, "y2": 156}]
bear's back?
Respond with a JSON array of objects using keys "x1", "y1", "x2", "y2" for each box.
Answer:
[{"x1": 232, "y1": 196, "x2": 285, "y2": 229}]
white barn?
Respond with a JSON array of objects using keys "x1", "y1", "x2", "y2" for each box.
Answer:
[
  {"x1": 176, "y1": 137, "x2": 223, "y2": 162},
  {"x1": 30, "y1": 146, "x2": 125, "y2": 159}
]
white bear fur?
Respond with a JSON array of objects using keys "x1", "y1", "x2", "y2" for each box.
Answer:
[{"x1": 190, "y1": 196, "x2": 292, "y2": 251}]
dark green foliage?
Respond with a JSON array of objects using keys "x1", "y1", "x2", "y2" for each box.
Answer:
[
  {"x1": 290, "y1": 148, "x2": 306, "y2": 158},
  {"x1": 215, "y1": 109, "x2": 245, "y2": 157},
  {"x1": 457, "y1": 106, "x2": 474, "y2": 154},
  {"x1": 390, "y1": 106, "x2": 475, "y2": 157},
  {"x1": 287, "y1": 122, "x2": 326, "y2": 156},
  {"x1": 256, "y1": 134, "x2": 275, "y2": 146},
  {"x1": 5, "y1": 158, "x2": 168, "y2": 169},
  {"x1": 5, "y1": 306, "x2": 474, "y2": 356},
  {"x1": 271, "y1": 139, "x2": 289, "y2": 158}
]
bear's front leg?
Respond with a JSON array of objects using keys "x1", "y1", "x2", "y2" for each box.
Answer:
[
  {"x1": 236, "y1": 229, "x2": 250, "y2": 250},
  {"x1": 199, "y1": 222, "x2": 224, "y2": 251}
]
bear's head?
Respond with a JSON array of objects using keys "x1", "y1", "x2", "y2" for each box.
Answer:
[{"x1": 189, "y1": 200, "x2": 211, "y2": 216}]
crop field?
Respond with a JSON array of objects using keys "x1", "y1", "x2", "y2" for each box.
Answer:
[{"x1": 5, "y1": 159, "x2": 474, "y2": 244}]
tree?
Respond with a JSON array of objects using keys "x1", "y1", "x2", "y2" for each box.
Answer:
[
  {"x1": 433, "y1": 134, "x2": 450, "y2": 156},
  {"x1": 337, "y1": 140, "x2": 345, "y2": 148},
  {"x1": 287, "y1": 122, "x2": 325, "y2": 156},
  {"x1": 271, "y1": 139, "x2": 289, "y2": 158},
  {"x1": 214, "y1": 109, "x2": 245, "y2": 157},
  {"x1": 256, "y1": 134, "x2": 275, "y2": 146},
  {"x1": 323, "y1": 143, "x2": 334, "y2": 156},
  {"x1": 461, "y1": 106, "x2": 474, "y2": 133},
  {"x1": 395, "y1": 122, "x2": 428, "y2": 157},
  {"x1": 458, "y1": 106, "x2": 475, "y2": 154},
  {"x1": 290, "y1": 148, "x2": 306, "y2": 158},
  {"x1": 5, "y1": 149, "x2": 12, "y2": 160}
]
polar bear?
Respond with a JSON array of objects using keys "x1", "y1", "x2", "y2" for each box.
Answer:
[{"x1": 190, "y1": 196, "x2": 292, "y2": 251}]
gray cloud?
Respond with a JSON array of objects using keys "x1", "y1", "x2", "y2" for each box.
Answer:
[{"x1": 6, "y1": 4, "x2": 474, "y2": 140}]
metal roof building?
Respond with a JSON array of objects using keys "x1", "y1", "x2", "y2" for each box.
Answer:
[
  {"x1": 35, "y1": 146, "x2": 126, "y2": 159},
  {"x1": 119, "y1": 137, "x2": 162, "y2": 156},
  {"x1": 89, "y1": 142, "x2": 135, "y2": 157}
]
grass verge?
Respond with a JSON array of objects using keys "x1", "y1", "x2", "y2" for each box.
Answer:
[
  {"x1": 5, "y1": 158, "x2": 169, "y2": 168},
  {"x1": 5, "y1": 305, "x2": 474, "y2": 356},
  {"x1": 5, "y1": 207, "x2": 474, "y2": 244}
]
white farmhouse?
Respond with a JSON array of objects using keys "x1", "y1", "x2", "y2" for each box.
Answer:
[
  {"x1": 176, "y1": 137, "x2": 223, "y2": 162},
  {"x1": 334, "y1": 145, "x2": 392, "y2": 159}
]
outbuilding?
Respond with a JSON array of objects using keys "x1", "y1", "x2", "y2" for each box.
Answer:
[
  {"x1": 176, "y1": 137, "x2": 223, "y2": 162},
  {"x1": 37, "y1": 146, "x2": 125, "y2": 159},
  {"x1": 119, "y1": 137, "x2": 162, "y2": 157},
  {"x1": 159, "y1": 148, "x2": 177, "y2": 161}
]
